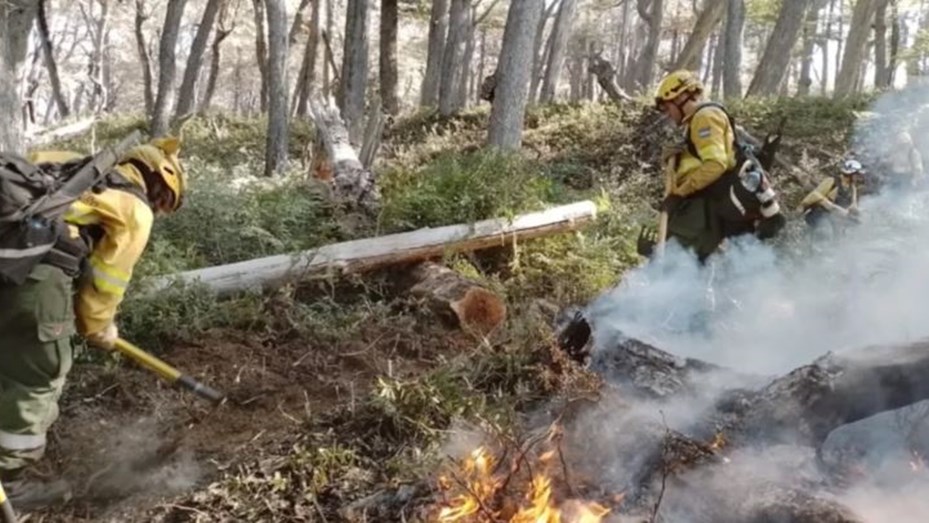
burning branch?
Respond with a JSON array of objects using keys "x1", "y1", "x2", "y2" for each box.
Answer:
[{"x1": 432, "y1": 424, "x2": 613, "y2": 522}]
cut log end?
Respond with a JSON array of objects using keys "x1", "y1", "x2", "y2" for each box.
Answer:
[
  {"x1": 407, "y1": 262, "x2": 507, "y2": 335},
  {"x1": 449, "y1": 287, "x2": 507, "y2": 335}
]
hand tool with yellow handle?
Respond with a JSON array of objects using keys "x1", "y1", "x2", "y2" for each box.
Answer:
[
  {"x1": 112, "y1": 338, "x2": 225, "y2": 404},
  {"x1": 0, "y1": 479, "x2": 16, "y2": 523}
]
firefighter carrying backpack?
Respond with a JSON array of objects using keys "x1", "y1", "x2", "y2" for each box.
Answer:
[
  {"x1": 0, "y1": 131, "x2": 142, "y2": 285},
  {"x1": 684, "y1": 102, "x2": 785, "y2": 239}
]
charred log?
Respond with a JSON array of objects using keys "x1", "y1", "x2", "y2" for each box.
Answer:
[
  {"x1": 554, "y1": 333, "x2": 929, "y2": 521},
  {"x1": 725, "y1": 340, "x2": 929, "y2": 448}
]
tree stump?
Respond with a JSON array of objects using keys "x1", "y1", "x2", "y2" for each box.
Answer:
[{"x1": 309, "y1": 95, "x2": 379, "y2": 214}]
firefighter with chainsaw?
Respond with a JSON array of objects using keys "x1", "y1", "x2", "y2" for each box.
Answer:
[
  {"x1": 638, "y1": 70, "x2": 785, "y2": 262},
  {"x1": 799, "y1": 158, "x2": 864, "y2": 238},
  {"x1": 0, "y1": 135, "x2": 186, "y2": 511}
]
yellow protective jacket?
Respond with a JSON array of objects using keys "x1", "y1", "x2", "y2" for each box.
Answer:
[
  {"x1": 800, "y1": 176, "x2": 856, "y2": 210},
  {"x1": 27, "y1": 151, "x2": 153, "y2": 337},
  {"x1": 671, "y1": 104, "x2": 738, "y2": 197}
]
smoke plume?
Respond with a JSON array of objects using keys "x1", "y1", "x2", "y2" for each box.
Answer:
[{"x1": 580, "y1": 84, "x2": 929, "y2": 521}]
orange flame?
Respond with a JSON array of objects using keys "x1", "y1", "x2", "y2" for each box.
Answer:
[{"x1": 436, "y1": 446, "x2": 610, "y2": 523}]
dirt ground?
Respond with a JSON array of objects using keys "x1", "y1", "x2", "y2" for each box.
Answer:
[{"x1": 35, "y1": 309, "x2": 472, "y2": 522}]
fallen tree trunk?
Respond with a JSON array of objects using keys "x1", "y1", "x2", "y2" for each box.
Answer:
[
  {"x1": 146, "y1": 201, "x2": 597, "y2": 296},
  {"x1": 359, "y1": 107, "x2": 386, "y2": 170},
  {"x1": 309, "y1": 95, "x2": 380, "y2": 214},
  {"x1": 593, "y1": 335, "x2": 929, "y2": 448},
  {"x1": 26, "y1": 117, "x2": 96, "y2": 146},
  {"x1": 558, "y1": 334, "x2": 929, "y2": 521},
  {"x1": 403, "y1": 262, "x2": 506, "y2": 335}
]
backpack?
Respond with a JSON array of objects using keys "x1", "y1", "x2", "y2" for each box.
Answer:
[
  {"x1": 683, "y1": 102, "x2": 783, "y2": 230},
  {"x1": 0, "y1": 130, "x2": 143, "y2": 285}
]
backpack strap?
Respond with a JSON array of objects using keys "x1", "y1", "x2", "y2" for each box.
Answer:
[
  {"x1": 93, "y1": 161, "x2": 152, "y2": 209},
  {"x1": 684, "y1": 102, "x2": 737, "y2": 160}
]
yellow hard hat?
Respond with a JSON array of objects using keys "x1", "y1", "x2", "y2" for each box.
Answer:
[
  {"x1": 121, "y1": 136, "x2": 187, "y2": 212},
  {"x1": 654, "y1": 70, "x2": 704, "y2": 108}
]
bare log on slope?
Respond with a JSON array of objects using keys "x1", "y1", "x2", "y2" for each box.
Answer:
[
  {"x1": 309, "y1": 94, "x2": 380, "y2": 213},
  {"x1": 403, "y1": 262, "x2": 507, "y2": 334},
  {"x1": 146, "y1": 200, "x2": 598, "y2": 296},
  {"x1": 26, "y1": 117, "x2": 97, "y2": 146}
]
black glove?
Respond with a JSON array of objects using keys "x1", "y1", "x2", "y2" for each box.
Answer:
[
  {"x1": 756, "y1": 213, "x2": 786, "y2": 240},
  {"x1": 637, "y1": 225, "x2": 658, "y2": 257},
  {"x1": 661, "y1": 194, "x2": 683, "y2": 213}
]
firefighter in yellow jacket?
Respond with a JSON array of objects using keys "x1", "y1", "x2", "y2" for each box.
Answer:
[
  {"x1": 0, "y1": 136, "x2": 186, "y2": 510},
  {"x1": 653, "y1": 71, "x2": 743, "y2": 261},
  {"x1": 799, "y1": 158, "x2": 864, "y2": 237}
]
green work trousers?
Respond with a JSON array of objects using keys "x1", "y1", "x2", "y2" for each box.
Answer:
[
  {"x1": 667, "y1": 196, "x2": 725, "y2": 262},
  {"x1": 0, "y1": 264, "x2": 75, "y2": 473}
]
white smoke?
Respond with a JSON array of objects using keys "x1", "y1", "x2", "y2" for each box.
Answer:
[
  {"x1": 589, "y1": 165, "x2": 929, "y2": 376},
  {"x1": 579, "y1": 85, "x2": 929, "y2": 521}
]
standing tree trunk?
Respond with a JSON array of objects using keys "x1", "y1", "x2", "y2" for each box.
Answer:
[
  {"x1": 711, "y1": 31, "x2": 724, "y2": 94},
  {"x1": 673, "y1": 1, "x2": 726, "y2": 71},
  {"x1": 264, "y1": 0, "x2": 288, "y2": 176},
  {"x1": 798, "y1": 0, "x2": 827, "y2": 95},
  {"x1": 487, "y1": 0, "x2": 542, "y2": 150},
  {"x1": 635, "y1": 0, "x2": 664, "y2": 92},
  {"x1": 834, "y1": 0, "x2": 878, "y2": 97},
  {"x1": 474, "y1": 26, "x2": 486, "y2": 103},
  {"x1": 288, "y1": 0, "x2": 313, "y2": 45},
  {"x1": 233, "y1": 46, "x2": 244, "y2": 114},
  {"x1": 873, "y1": 0, "x2": 890, "y2": 88},
  {"x1": 339, "y1": 0, "x2": 369, "y2": 144},
  {"x1": 438, "y1": 0, "x2": 468, "y2": 115},
  {"x1": 293, "y1": 0, "x2": 321, "y2": 117},
  {"x1": 834, "y1": 0, "x2": 844, "y2": 84},
  {"x1": 175, "y1": 0, "x2": 224, "y2": 121},
  {"x1": 252, "y1": 0, "x2": 269, "y2": 112},
  {"x1": 150, "y1": 0, "x2": 188, "y2": 136},
  {"x1": 380, "y1": 0, "x2": 399, "y2": 115},
  {"x1": 456, "y1": 7, "x2": 475, "y2": 111},
  {"x1": 85, "y1": 0, "x2": 111, "y2": 114},
  {"x1": 528, "y1": 1, "x2": 557, "y2": 104},
  {"x1": 888, "y1": 0, "x2": 900, "y2": 86},
  {"x1": 723, "y1": 0, "x2": 745, "y2": 99},
  {"x1": 746, "y1": 0, "x2": 813, "y2": 97},
  {"x1": 37, "y1": 0, "x2": 69, "y2": 119},
  {"x1": 539, "y1": 0, "x2": 577, "y2": 103},
  {"x1": 421, "y1": 0, "x2": 450, "y2": 107},
  {"x1": 0, "y1": 1, "x2": 38, "y2": 153},
  {"x1": 821, "y1": 0, "x2": 834, "y2": 94},
  {"x1": 201, "y1": 1, "x2": 235, "y2": 112},
  {"x1": 322, "y1": 0, "x2": 333, "y2": 96},
  {"x1": 134, "y1": 0, "x2": 155, "y2": 116}
]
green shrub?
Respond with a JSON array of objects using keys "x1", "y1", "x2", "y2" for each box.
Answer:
[
  {"x1": 119, "y1": 282, "x2": 266, "y2": 351},
  {"x1": 378, "y1": 150, "x2": 556, "y2": 231},
  {"x1": 150, "y1": 161, "x2": 343, "y2": 268}
]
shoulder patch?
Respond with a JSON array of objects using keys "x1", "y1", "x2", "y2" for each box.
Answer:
[{"x1": 698, "y1": 127, "x2": 712, "y2": 139}]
